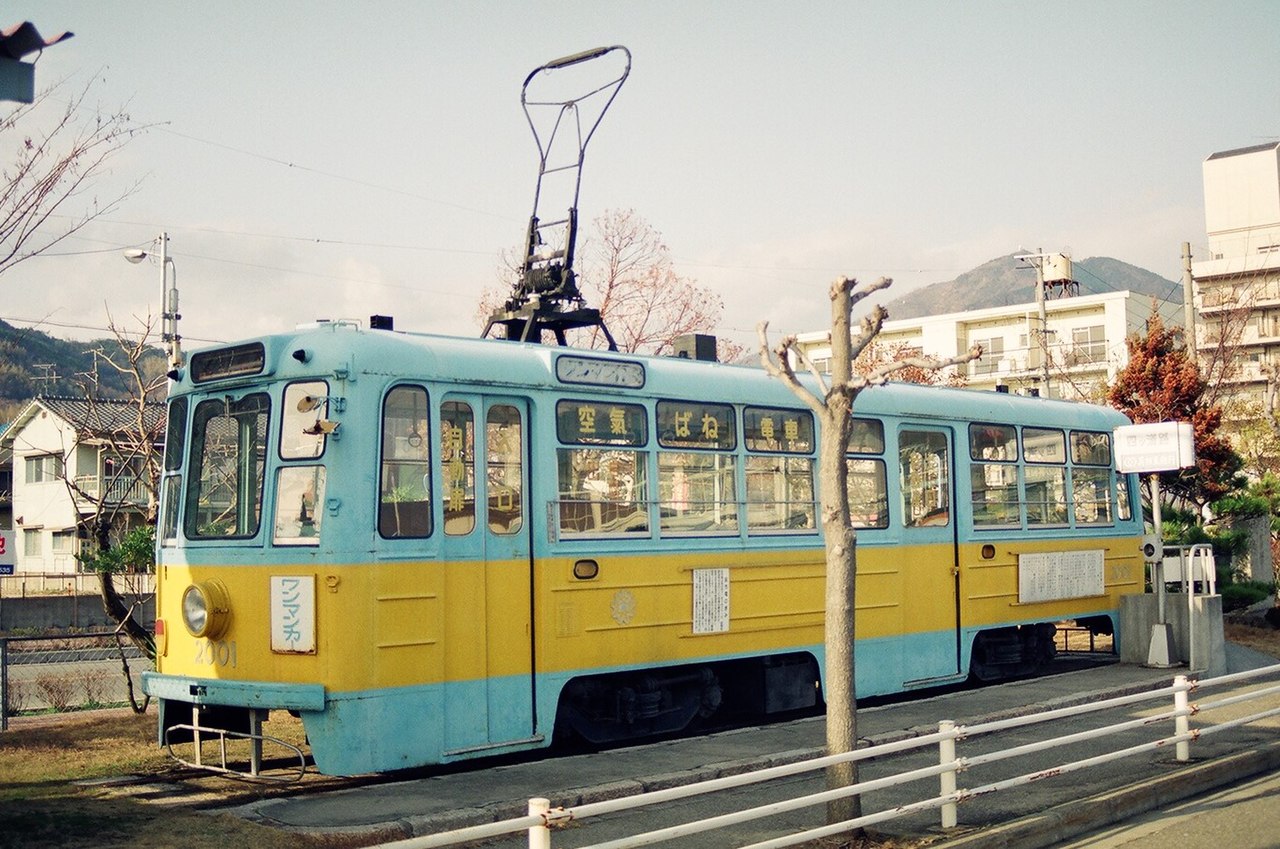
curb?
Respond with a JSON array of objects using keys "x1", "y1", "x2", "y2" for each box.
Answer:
[{"x1": 926, "y1": 740, "x2": 1280, "y2": 848}]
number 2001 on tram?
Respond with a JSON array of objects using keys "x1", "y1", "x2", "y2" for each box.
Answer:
[{"x1": 142, "y1": 320, "x2": 1143, "y2": 775}]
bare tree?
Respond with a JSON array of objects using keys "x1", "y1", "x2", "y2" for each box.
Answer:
[
  {"x1": 478, "y1": 209, "x2": 744, "y2": 361},
  {"x1": 758, "y1": 276, "x2": 979, "y2": 828},
  {"x1": 0, "y1": 74, "x2": 142, "y2": 276},
  {"x1": 53, "y1": 316, "x2": 167, "y2": 704},
  {"x1": 855, "y1": 340, "x2": 969, "y2": 387}
]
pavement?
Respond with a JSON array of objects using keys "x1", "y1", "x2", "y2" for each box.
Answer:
[{"x1": 228, "y1": 645, "x2": 1280, "y2": 848}]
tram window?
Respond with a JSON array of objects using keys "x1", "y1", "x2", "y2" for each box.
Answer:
[
  {"x1": 441, "y1": 402, "x2": 475, "y2": 535},
  {"x1": 1116, "y1": 474, "x2": 1134, "y2": 522},
  {"x1": 970, "y1": 463, "x2": 1019, "y2": 527},
  {"x1": 969, "y1": 423, "x2": 1019, "y2": 528},
  {"x1": 164, "y1": 397, "x2": 188, "y2": 472},
  {"x1": 744, "y1": 407, "x2": 814, "y2": 453},
  {"x1": 556, "y1": 399, "x2": 646, "y2": 446},
  {"x1": 845, "y1": 458, "x2": 887, "y2": 529},
  {"x1": 557, "y1": 448, "x2": 649, "y2": 536},
  {"x1": 660, "y1": 452, "x2": 738, "y2": 535},
  {"x1": 900, "y1": 430, "x2": 950, "y2": 527},
  {"x1": 1023, "y1": 427, "x2": 1066, "y2": 464},
  {"x1": 746, "y1": 456, "x2": 817, "y2": 531},
  {"x1": 379, "y1": 386, "x2": 431, "y2": 539},
  {"x1": 970, "y1": 423, "x2": 1017, "y2": 462},
  {"x1": 848, "y1": 418, "x2": 885, "y2": 454},
  {"x1": 273, "y1": 465, "x2": 326, "y2": 545},
  {"x1": 281, "y1": 381, "x2": 329, "y2": 460},
  {"x1": 187, "y1": 393, "x2": 269, "y2": 539},
  {"x1": 486, "y1": 405, "x2": 523, "y2": 534},
  {"x1": 160, "y1": 397, "x2": 188, "y2": 547},
  {"x1": 1072, "y1": 468, "x2": 1112, "y2": 525},
  {"x1": 1071, "y1": 430, "x2": 1112, "y2": 466},
  {"x1": 1024, "y1": 428, "x2": 1066, "y2": 526},
  {"x1": 1026, "y1": 465, "x2": 1067, "y2": 525},
  {"x1": 160, "y1": 474, "x2": 182, "y2": 547},
  {"x1": 656, "y1": 401, "x2": 735, "y2": 450}
]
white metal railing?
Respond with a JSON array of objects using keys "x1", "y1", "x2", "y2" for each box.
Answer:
[
  {"x1": 370, "y1": 663, "x2": 1280, "y2": 849},
  {"x1": 72, "y1": 474, "x2": 151, "y2": 505}
]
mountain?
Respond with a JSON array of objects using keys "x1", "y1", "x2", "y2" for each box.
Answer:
[
  {"x1": 0, "y1": 319, "x2": 166, "y2": 415},
  {"x1": 882, "y1": 254, "x2": 1181, "y2": 321}
]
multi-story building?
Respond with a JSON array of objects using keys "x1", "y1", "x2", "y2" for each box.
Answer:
[
  {"x1": 1192, "y1": 141, "x2": 1280, "y2": 408},
  {"x1": 1, "y1": 396, "x2": 164, "y2": 573},
  {"x1": 795, "y1": 285, "x2": 1177, "y2": 401}
]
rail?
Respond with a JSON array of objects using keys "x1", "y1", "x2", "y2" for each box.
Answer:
[{"x1": 368, "y1": 662, "x2": 1280, "y2": 849}]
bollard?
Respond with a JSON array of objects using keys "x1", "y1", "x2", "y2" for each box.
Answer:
[
  {"x1": 939, "y1": 719, "x2": 958, "y2": 829},
  {"x1": 1174, "y1": 674, "x2": 1190, "y2": 762},
  {"x1": 528, "y1": 797, "x2": 551, "y2": 849}
]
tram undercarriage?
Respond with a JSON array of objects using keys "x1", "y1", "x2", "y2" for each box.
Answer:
[{"x1": 554, "y1": 652, "x2": 821, "y2": 745}]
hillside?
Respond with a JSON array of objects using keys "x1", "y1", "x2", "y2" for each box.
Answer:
[
  {"x1": 883, "y1": 254, "x2": 1180, "y2": 321},
  {"x1": 0, "y1": 320, "x2": 166, "y2": 419}
]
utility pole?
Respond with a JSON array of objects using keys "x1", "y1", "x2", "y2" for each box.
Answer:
[{"x1": 1182, "y1": 242, "x2": 1197, "y2": 367}]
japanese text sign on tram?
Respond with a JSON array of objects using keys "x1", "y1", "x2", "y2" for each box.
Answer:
[{"x1": 1113, "y1": 422, "x2": 1196, "y2": 474}]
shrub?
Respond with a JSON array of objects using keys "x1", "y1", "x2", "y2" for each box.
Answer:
[
  {"x1": 34, "y1": 673, "x2": 76, "y2": 712},
  {"x1": 1222, "y1": 582, "x2": 1271, "y2": 613}
]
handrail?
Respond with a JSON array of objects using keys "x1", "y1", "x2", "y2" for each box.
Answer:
[{"x1": 369, "y1": 662, "x2": 1280, "y2": 849}]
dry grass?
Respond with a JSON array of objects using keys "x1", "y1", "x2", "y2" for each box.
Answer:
[
  {"x1": 0, "y1": 709, "x2": 368, "y2": 849},
  {"x1": 1224, "y1": 622, "x2": 1280, "y2": 659}
]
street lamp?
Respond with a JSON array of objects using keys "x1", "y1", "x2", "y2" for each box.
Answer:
[{"x1": 124, "y1": 231, "x2": 181, "y2": 371}]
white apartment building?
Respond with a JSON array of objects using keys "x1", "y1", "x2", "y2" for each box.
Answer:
[
  {"x1": 1192, "y1": 141, "x2": 1280, "y2": 407},
  {"x1": 795, "y1": 287, "x2": 1178, "y2": 401}
]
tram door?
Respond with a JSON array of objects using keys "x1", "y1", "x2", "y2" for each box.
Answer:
[
  {"x1": 897, "y1": 426, "x2": 962, "y2": 684},
  {"x1": 439, "y1": 395, "x2": 535, "y2": 753}
]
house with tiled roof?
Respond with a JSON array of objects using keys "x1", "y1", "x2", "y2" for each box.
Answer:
[{"x1": 0, "y1": 396, "x2": 165, "y2": 573}]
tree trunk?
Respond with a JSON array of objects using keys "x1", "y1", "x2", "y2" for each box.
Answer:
[
  {"x1": 100, "y1": 571, "x2": 156, "y2": 662},
  {"x1": 820, "y1": 424, "x2": 860, "y2": 825}
]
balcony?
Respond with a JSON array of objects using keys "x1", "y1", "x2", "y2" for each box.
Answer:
[{"x1": 72, "y1": 474, "x2": 151, "y2": 506}]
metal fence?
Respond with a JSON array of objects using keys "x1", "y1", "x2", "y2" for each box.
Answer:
[
  {"x1": 0, "y1": 631, "x2": 152, "y2": 731},
  {"x1": 0, "y1": 572, "x2": 155, "y2": 597},
  {"x1": 374, "y1": 662, "x2": 1280, "y2": 849}
]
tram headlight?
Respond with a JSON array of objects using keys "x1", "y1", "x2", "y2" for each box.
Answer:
[{"x1": 181, "y1": 580, "x2": 231, "y2": 639}]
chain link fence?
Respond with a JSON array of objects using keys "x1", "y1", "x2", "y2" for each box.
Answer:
[{"x1": 0, "y1": 632, "x2": 152, "y2": 730}]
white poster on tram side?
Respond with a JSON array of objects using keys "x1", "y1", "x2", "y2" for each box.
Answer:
[
  {"x1": 692, "y1": 568, "x2": 730, "y2": 634},
  {"x1": 271, "y1": 575, "x2": 316, "y2": 654},
  {"x1": 1018, "y1": 550, "x2": 1105, "y2": 603}
]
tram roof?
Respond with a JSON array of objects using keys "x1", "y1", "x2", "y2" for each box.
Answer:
[{"x1": 183, "y1": 323, "x2": 1129, "y2": 431}]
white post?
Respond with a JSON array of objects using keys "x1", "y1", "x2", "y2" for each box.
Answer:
[
  {"x1": 528, "y1": 797, "x2": 551, "y2": 849},
  {"x1": 939, "y1": 720, "x2": 958, "y2": 829},
  {"x1": 1147, "y1": 473, "x2": 1176, "y2": 667},
  {"x1": 1174, "y1": 674, "x2": 1191, "y2": 762}
]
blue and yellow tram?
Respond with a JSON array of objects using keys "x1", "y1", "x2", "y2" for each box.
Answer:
[{"x1": 142, "y1": 321, "x2": 1144, "y2": 775}]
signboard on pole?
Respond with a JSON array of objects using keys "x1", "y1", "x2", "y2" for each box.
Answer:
[
  {"x1": 1113, "y1": 422, "x2": 1196, "y2": 474},
  {"x1": 0, "y1": 526, "x2": 13, "y2": 574}
]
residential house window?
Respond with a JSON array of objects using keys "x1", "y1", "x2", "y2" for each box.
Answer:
[
  {"x1": 23, "y1": 529, "x2": 41, "y2": 557},
  {"x1": 25, "y1": 454, "x2": 63, "y2": 484},
  {"x1": 972, "y1": 337, "x2": 1004, "y2": 375},
  {"x1": 51, "y1": 530, "x2": 77, "y2": 555}
]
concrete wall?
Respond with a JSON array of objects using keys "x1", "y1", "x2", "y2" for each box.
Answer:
[
  {"x1": 1120, "y1": 592, "x2": 1226, "y2": 677},
  {"x1": 0, "y1": 594, "x2": 153, "y2": 632}
]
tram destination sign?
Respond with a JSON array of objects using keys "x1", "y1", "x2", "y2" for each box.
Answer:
[{"x1": 1113, "y1": 422, "x2": 1196, "y2": 474}]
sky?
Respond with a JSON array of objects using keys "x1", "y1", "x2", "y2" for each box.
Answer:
[{"x1": 4, "y1": 1, "x2": 1279, "y2": 356}]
